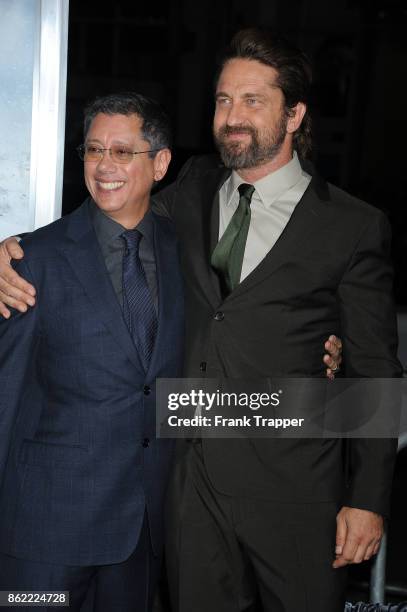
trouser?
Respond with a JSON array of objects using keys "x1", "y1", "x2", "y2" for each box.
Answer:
[
  {"x1": 165, "y1": 440, "x2": 347, "y2": 612},
  {"x1": 0, "y1": 515, "x2": 160, "y2": 612}
]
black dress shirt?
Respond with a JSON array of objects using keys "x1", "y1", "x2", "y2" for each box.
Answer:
[{"x1": 89, "y1": 198, "x2": 158, "y2": 312}]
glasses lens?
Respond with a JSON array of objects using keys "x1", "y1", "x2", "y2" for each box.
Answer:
[
  {"x1": 111, "y1": 146, "x2": 134, "y2": 164},
  {"x1": 77, "y1": 145, "x2": 143, "y2": 163},
  {"x1": 84, "y1": 144, "x2": 102, "y2": 161}
]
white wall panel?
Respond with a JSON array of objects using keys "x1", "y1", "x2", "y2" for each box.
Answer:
[{"x1": 0, "y1": 0, "x2": 69, "y2": 239}]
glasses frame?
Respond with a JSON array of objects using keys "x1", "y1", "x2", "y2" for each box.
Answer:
[{"x1": 76, "y1": 143, "x2": 161, "y2": 163}]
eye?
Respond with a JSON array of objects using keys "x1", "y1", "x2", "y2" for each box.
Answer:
[
  {"x1": 113, "y1": 147, "x2": 134, "y2": 161},
  {"x1": 246, "y1": 98, "x2": 258, "y2": 106},
  {"x1": 86, "y1": 144, "x2": 102, "y2": 154},
  {"x1": 216, "y1": 97, "x2": 231, "y2": 106}
]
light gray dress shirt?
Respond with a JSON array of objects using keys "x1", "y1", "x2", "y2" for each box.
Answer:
[{"x1": 218, "y1": 152, "x2": 311, "y2": 282}]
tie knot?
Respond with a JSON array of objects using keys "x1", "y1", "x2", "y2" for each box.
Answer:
[
  {"x1": 238, "y1": 183, "x2": 254, "y2": 216},
  {"x1": 122, "y1": 229, "x2": 142, "y2": 252},
  {"x1": 237, "y1": 183, "x2": 254, "y2": 202},
  {"x1": 238, "y1": 183, "x2": 255, "y2": 202}
]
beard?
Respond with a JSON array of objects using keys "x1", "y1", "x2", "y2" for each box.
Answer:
[{"x1": 213, "y1": 114, "x2": 288, "y2": 170}]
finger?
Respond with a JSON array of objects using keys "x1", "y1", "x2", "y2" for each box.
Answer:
[
  {"x1": 324, "y1": 339, "x2": 336, "y2": 355},
  {"x1": 0, "y1": 284, "x2": 35, "y2": 307},
  {"x1": 372, "y1": 540, "x2": 381, "y2": 557},
  {"x1": 0, "y1": 302, "x2": 11, "y2": 319},
  {"x1": 324, "y1": 340, "x2": 339, "y2": 358},
  {"x1": 323, "y1": 340, "x2": 341, "y2": 366},
  {"x1": 353, "y1": 543, "x2": 370, "y2": 564},
  {"x1": 333, "y1": 555, "x2": 350, "y2": 569},
  {"x1": 325, "y1": 346, "x2": 342, "y2": 369},
  {"x1": 0, "y1": 271, "x2": 36, "y2": 301},
  {"x1": 324, "y1": 356, "x2": 339, "y2": 379},
  {"x1": 333, "y1": 548, "x2": 366, "y2": 568},
  {"x1": 335, "y1": 514, "x2": 347, "y2": 556},
  {"x1": 340, "y1": 534, "x2": 359, "y2": 565},
  {"x1": 4, "y1": 238, "x2": 24, "y2": 260},
  {"x1": 323, "y1": 353, "x2": 336, "y2": 369},
  {"x1": 0, "y1": 291, "x2": 29, "y2": 313},
  {"x1": 363, "y1": 541, "x2": 377, "y2": 561},
  {"x1": 329, "y1": 335, "x2": 342, "y2": 350}
]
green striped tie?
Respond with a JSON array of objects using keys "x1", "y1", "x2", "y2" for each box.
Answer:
[{"x1": 211, "y1": 183, "x2": 255, "y2": 293}]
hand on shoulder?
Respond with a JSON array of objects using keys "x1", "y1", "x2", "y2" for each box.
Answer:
[{"x1": 0, "y1": 237, "x2": 35, "y2": 318}]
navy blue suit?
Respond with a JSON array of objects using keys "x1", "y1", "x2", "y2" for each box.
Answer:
[{"x1": 0, "y1": 201, "x2": 184, "y2": 607}]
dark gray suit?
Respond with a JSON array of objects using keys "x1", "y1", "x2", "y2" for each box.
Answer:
[{"x1": 154, "y1": 156, "x2": 401, "y2": 612}]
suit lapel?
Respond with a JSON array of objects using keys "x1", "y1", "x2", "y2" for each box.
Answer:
[
  {"x1": 146, "y1": 214, "x2": 179, "y2": 378},
  {"x1": 199, "y1": 167, "x2": 230, "y2": 306},
  {"x1": 59, "y1": 202, "x2": 144, "y2": 373}
]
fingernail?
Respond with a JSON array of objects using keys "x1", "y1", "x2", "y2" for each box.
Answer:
[
  {"x1": 27, "y1": 298, "x2": 35, "y2": 306},
  {"x1": 335, "y1": 546, "x2": 342, "y2": 554}
]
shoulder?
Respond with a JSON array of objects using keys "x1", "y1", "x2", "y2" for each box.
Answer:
[
  {"x1": 326, "y1": 182, "x2": 385, "y2": 222},
  {"x1": 302, "y1": 160, "x2": 385, "y2": 224},
  {"x1": 176, "y1": 154, "x2": 226, "y2": 184},
  {"x1": 20, "y1": 201, "x2": 89, "y2": 259},
  {"x1": 151, "y1": 210, "x2": 177, "y2": 237},
  {"x1": 307, "y1": 171, "x2": 389, "y2": 234},
  {"x1": 20, "y1": 218, "x2": 68, "y2": 258}
]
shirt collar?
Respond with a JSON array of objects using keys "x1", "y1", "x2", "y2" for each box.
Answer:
[
  {"x1": 225, "y1": 151, "x2": 304, "y2": 209},
  {"x1": 90, "y1": 199, "x2": 154, "y2": 246},
  {"x1": 135, "y1": 208, "x2": 154, "y2": 244}
]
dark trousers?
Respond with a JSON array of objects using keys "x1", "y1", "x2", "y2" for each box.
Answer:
[
  {"x1": 165, "y1": 440, "x2": 347, "y2": 612},
  {"x1": 0, "y1": 516, "x2": 160, "y2": 612}
]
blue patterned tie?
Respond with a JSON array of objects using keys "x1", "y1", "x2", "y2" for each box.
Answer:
[{"x1": 122, "y1": 229, "x2": 157, "y2": 372}]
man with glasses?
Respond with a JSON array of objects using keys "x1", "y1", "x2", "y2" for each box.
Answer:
[{"x1": 0, "y1": 92, "x2": 184, "y2": 611}]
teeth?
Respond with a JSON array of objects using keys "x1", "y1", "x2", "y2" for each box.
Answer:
[{"x1": 97, "y1": 181, "x2": 124, "y2": 190}]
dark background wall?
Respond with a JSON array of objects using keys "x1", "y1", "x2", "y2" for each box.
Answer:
[
  {"x1": 63, "y1": 0, "x2": 407, "y2": 603},
  {"x1": 63, "y1": 0, "x2": 407, "y2": 303}
]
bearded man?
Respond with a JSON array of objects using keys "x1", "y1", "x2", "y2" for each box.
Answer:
[{"x1": 153, "y1": 29, "x2": 401, "y2": 612}]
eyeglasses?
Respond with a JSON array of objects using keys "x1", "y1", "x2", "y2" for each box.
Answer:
[{"x1": 77, "y1": 144, "x2": 160, "y2": 164}]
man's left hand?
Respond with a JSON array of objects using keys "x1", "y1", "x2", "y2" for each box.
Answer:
[
  {"x1": 333, "y1": 506, "x2": 383, "y2": 568},
  {"x1": 324, "y1": 335, "x2": 342, "y2": 379}
]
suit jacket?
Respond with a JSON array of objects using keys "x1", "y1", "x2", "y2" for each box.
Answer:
[
  {"x1": 0, "y1": 200, "x2": 184, "y2": 565},
  {"x1": 153, "y1": 155, "x2": 402, "y2": 516}
]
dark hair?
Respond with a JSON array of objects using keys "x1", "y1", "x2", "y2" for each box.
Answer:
[
  {"x1": 83, "y1": 92, "x2": 172, "y2": 157},
  {"x1": 218, "y1": 28, "x2": 313, "y2": 158}
]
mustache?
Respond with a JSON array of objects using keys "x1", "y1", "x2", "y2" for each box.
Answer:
[{"x1": 217, "y1": 125, "x2": 256, "y2": 137}]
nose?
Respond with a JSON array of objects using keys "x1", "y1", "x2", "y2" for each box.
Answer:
[
  {"x1": 224, "y1": 101, "x2": 245, "y2": 127},
  {"x1": 96, "y1": 149, "x2": 117, "y2": 172}
]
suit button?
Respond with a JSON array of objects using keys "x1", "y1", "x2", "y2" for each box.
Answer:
[
  {"x1": 143, "y1": 385, "x2": 151, "y2": 395},
  {"x1": 142, "y1": 438, "x2": 150, "y2": 448},
  {"x1": 214, "y1": 311, "x2": 224, "y2": 321},
  {"x1": 200, "y1": 361, "x2": 207, "y2": 372}
]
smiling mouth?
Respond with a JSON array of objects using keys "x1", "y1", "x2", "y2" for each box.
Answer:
[
  {"x1": 96, "y1": 181, "x2": 125, "y2": 191},
  {"x1": 222, "y1": 131, "x2": 253, "y2": 143},
  {"x1": 226, "y1": 132, "x2": 250, "y2": 138}
]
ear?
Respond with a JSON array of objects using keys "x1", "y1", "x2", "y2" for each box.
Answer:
[
  {"x1": 286, "y1": 102, "x2": 307, "y2": 134},
  {"x1": 153, "y1": 148, "x2": 172, "y2": 181}
]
